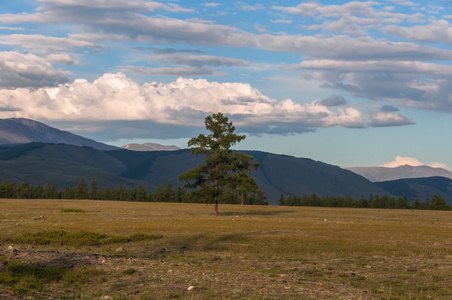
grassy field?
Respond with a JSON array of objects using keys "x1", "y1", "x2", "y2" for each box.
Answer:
[{"x1": 1, "y1": 199, "x2": 452, "y2": 299}]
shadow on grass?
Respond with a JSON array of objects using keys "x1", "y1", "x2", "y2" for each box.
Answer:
[
  {"x1": 147, "y1": 233, "x2": 251, "y2": 257},
  {"x1": 38, "y1": 251, "x2": 99, "y2": 269},
  {"x1": 220, "y1": 210, "x2": 295, "y2": 216},
  {"x1": 176, "y1": 234, "x2": 206, "y2": 251},
  {"x1": 214, "y1": 233, "x2": 248, "y2": 243}
]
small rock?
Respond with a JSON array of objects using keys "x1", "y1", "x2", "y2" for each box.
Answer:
[
  {"x1": 115, "y1": 247, "x2": 124, "y2": 252},
  {"x1": 187, "y1": 286, "x2": 194, "y2": 291},
  {"x1": 161, "y1": 247, "x2": 170, "y2": 252},
  {"x1": 7, "y1": 246, "x2": 19, "y2": 253}
]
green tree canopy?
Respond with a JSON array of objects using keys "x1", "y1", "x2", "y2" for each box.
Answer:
[
  {"x1": 75, "y1": 177, "x2": 89, "y2": 199},
  {"x1": 178, "y1": 112, "x2": 262, "y2": 215}
]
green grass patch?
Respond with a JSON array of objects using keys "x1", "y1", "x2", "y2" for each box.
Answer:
[
  {"x1": 0, "y1": 260, "x2": 105, "y2": 296},
  {"x1": 122, "y1": 268, "x2": 137, "y2": 275},
  {"x1": 2, "y1": 230, "x2": 163, "y2": 247},
  {"x1": 63, "y1": 268, "x2": 106, "y2": 285},
  {"x1": 61, "y1": 208, "x2": 85, "y2": 213}
]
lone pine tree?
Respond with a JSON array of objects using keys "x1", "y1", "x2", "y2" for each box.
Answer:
[{"x1": 178, "y1": 112, "x2": 261, "y2": 215}]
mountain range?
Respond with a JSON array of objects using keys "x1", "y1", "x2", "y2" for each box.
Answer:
[
  {"x1": 122, "y1": 142, "x2": 180, "y2": 151},
  {"x1": 0, "y1": 117, "x2": 451, "y2": 204},
  {"x1": 0, "y1": 142, "x2": 389, "y2": 205},
  {"x1": 346, "y1": 165, "x2": 452, "y2": 182}
]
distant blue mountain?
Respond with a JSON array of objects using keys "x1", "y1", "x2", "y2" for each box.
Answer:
[
  {"x1": 0, "y1": 118, "x2": 118, "y2": 151},
  {"x1": 347, "y1": 165, "x2": 452, "y2": 182}
]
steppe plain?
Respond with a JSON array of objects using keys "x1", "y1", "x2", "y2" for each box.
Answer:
[{"x1": 1, "y1": 199, "x2": 452, "y2": 299}]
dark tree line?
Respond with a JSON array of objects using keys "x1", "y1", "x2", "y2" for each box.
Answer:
[
  {"x1": 2, "y1": 177, "x2": 449, "y2": 210},
  {"x1": 278, "y1": 193, "x2": 450, "y2": 211},
  {"x1": 0, "y1": 177, "x2": 268, "y2": 205}
]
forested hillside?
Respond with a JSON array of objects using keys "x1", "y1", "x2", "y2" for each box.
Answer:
[{"x1": 0, "y1": 143, "x2": 390, "y2": 204}]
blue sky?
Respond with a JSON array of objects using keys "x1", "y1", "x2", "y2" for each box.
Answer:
[{"x1": 0, "y1": 0, "x2": 451, "y2": 169}]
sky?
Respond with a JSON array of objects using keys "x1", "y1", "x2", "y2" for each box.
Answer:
[{"x1": 0, "y1": 0, "x2": 451, "y2": 169}]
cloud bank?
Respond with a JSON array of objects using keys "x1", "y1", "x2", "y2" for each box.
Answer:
[
  {"x1": 0, "y1": 72, "x2": 368, "y2": 140},
  {"x1": 1, "y1": 0, "x2": 451, "y2": 117}
]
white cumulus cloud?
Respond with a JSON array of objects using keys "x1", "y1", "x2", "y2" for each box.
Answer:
[
  {"x1": 46, "y1": 53, "x2": 79, "y2": 65},
  {"x1": 368, "y1": 111, "x2": 415, "y2": 127}
]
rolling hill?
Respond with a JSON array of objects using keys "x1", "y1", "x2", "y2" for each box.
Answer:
[
  {"x1": 376, "y1": 177, "x2": 452, "y2": 204},
  {"x1": 0, "y1": 143, "x2": 390, "y2": 205}
]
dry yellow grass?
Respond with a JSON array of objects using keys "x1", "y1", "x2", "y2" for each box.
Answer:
[{"x1": 1, "y1": 199, "x2": 452, "y2": 299}]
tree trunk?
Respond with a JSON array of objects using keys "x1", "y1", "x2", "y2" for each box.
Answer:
[
  {"x1": 241, "y1": 192, "x2": 244, "y2": 207},
  {"x1": 214, "y1": 179, "x2": 219, "y2": 216}
]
